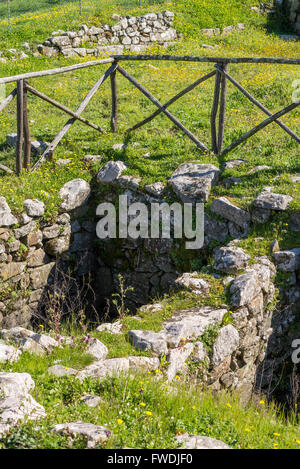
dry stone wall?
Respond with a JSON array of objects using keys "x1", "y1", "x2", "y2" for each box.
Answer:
[
  {"x1": 0, "y1": 157, "x2": 299, "y2": 402},
  {"x1": 38, "y1": 11, "x2": 178, "y2": 58}
]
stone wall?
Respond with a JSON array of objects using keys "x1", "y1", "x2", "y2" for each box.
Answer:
[
  {"x1": 285, "y1": 0, "x2": 300, "y2": 33},
  {"x1": 37, "y1": 11, "x2": 178, "y2": 58},
  {"x1": 0, "y1": 157, "x2": 299, "y2": 402}
]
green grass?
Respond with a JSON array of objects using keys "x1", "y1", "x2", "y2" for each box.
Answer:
[
  {"x1": 0, "y1": 41, "x2": 299, "y2": 218},
  {"x1": 0, "y1": 366, "x2": 300, "y2": 449}
]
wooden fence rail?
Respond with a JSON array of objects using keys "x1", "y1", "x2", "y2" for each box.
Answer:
[{"x1": 0, "y1": 55, "x2": 299, "y2": 175}]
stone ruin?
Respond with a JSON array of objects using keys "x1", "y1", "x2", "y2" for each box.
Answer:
[{"x1": 37, "y1": 11, "x2": 179, "y2": 58}]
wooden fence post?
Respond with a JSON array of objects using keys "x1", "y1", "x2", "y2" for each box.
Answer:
[
  {"x1": 16, "y1": 80, "x2": 24, "y2": 175},
  {"x1": 110, "y1": 69, "x2": 118, "y2": 133},
  {"x1": 23, "y1": 81, "x2": 31, "y2": 170},
  {"x1": 211, "y1": 65, "x2": 221, "y2": 154},
  {"x1": 217, "y1": 63, "x2": 228, "y2": 155}
]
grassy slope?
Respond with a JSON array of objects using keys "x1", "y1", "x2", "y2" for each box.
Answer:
[
  {"x1": 1, "y1": 344, "x2": 300, "y2": 449},
  {"x1": 0, "y1": 2, "x2": 299, "y2": 220}
]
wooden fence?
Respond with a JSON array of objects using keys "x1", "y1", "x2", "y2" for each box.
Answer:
[{"x1": 0, "y1": 55, "x2": 299, "y2": 174}]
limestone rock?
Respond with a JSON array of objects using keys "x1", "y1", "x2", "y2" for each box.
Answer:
[
  {"x1": 128, "y1": 330, "x2": 168, "y2": 355},
  {"x1": 80, "y1": 394, "x2": 102, "y2": 407},
  {"x1": 169, "y1": 163, "x2": 220, "y2": 203},
  {"x1": 0, "y1": 262, "x2": 26, "y2": 281},
  {"x1": 192, "y1": 342, "x2": 208, "y2": 363},
  {"x1": 48, "y1": 365, "x2": 77, "y2": 377},
  {"x1": 253, "y1": 191, "x2": 293, "y2": 211},
  {"x1": 0, "y1": 327, "x2": 59, "y2": 354},
  {"x1": 13, "y1": 220, "x2": 36, "y2": 239},
  {"x1": 56, "y1": 159, "x2": 71, "y2": 166},
  {"x1": 60, "y1": 179, "x2": 91, "y2": 211},
  {"x1": 52, "y1": 421, "x2": 111, "y2": 448},
  {"x1": 42, "y1": 224, "x2": 61, "y2": 239},
  {"x1": 78, "y1": 358, "x2": 129, "y2": 380},
  {"x1": 117, "y1": 175, "x2": 141, "y2": 190},
  {"x1": 251, "y1": 207, "x2": 271, "y2": 224},
  {"x1": 6, "y1": 134, "x2": 48, "y2": 155},
  {"x1": 0, "y1": 342, "x2": 21, "y2": 363},
  {"x1": 163, "y1": 307, "x2": 227, "y2": 348},
  {"x1": 230, "y1": 271, "x2": 260, "y2": 307},
  {"x1": 175, "y1": 273, "x2": 210, "y2": 295},
  {"x1": 96, "y1": 320, "x2": 123, "y2": 334},
  {"x1": 56, "y1": 213, "x2": 71, "y2": 225},
  {"x1": 222, "y1": 158, "x2": 248, "y2": 169},
  {"x1": 27, "y1": 248, "x2": 49, "y2": 267},
  {"x1": 0, "y1": 394, "x2": 46, "y2": 425},
  {"x1": 166, "y1": 342, "x2": 193, "y2": 381},
  {"x1": 273, "y1": 248, "x2": 300, "y2": 272},
  {"x1": 97, "y1": 160, "x2": 128, "y2": 184},
  {"x1": 176, "y1": 433, "x2": 231, "y2": 449},
  {"x1": 0, "y1": 372, "x2": 34, "y2": 397},
  {"x1": 45, "y1": 237, "x2": 70, "y2": 256},
  {"x1": 248, "y1": 165, "x2": 271, "y2": 174},
  {"x1": 128, "y1": 356, "x2": 160, "y2": 371},
  {"x1": 144, "y1": 182, "x2": 166, "y2": 198},
  {"x1": 211, "y1": 197, "x2": 250, "y2": 227},
  {"x1": 24, "y1": 199, "x2": 45, "y2": 217},
  {"x1": 0, "y1": 197, "x2": 17, "y2": 227},
  {"x1": 212, "y1": 325, "x2": 239, "y2": 366},
  {"x1": 213, "y1": 246, "x2": 250, "y2": 273},
  {"x1": 29, "y1": 262, "x2": 55, "y2": 289},
  {"x1": 86, "y1": 339, "x2": 108, "y2": 360},
  {"x1": 19, "y1": 337, "x2": 45, "y2": 356}
]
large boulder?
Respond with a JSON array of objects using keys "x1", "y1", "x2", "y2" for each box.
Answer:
[
  {"x1": 59, "y1": 179, "x2": 91, "y2": 211},
  {"x1": 169, "y1": 163, "x2": 220, "y2": 203}
]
